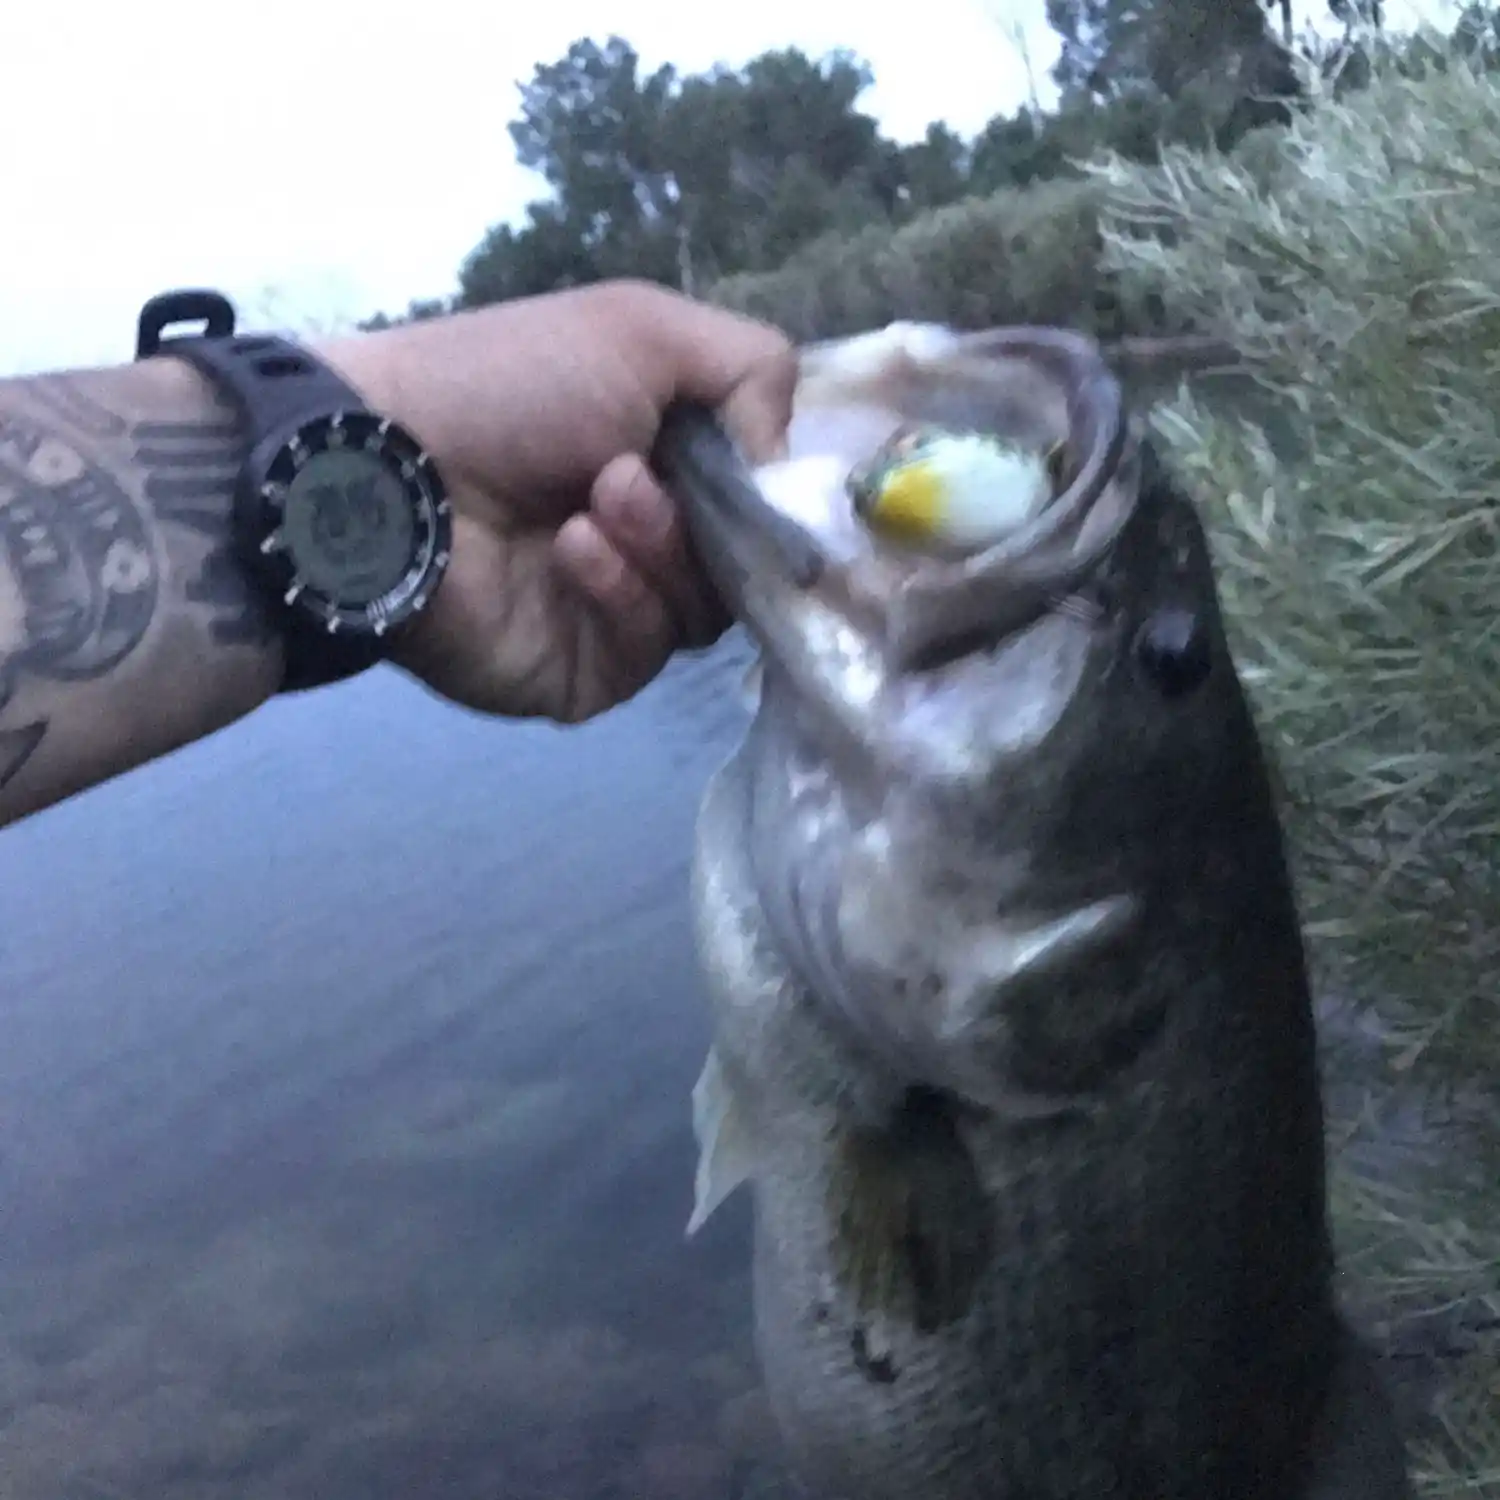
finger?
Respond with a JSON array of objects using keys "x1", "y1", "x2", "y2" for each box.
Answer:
[
  {"x1": 553, "y1": 513, "x2": 674, "y2": 683},
  {"x1": 590, "y1": 453, "x2": 730, "y2": 649},
  {"x1": 717, "y1": 349, "x2": 799, "y2": 466},
  {"x1": 622, "y1": 285, "x2": 799, "y2": 464}
]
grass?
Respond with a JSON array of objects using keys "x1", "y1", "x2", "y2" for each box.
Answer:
[
  {"x1": 709, "y1": 35, "x2": 1500, "y2": 1497},
  {"x1": 1090, "y1": 52, "x2": 1500, "y2": 1490}
]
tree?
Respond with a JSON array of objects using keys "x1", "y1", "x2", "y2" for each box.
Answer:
[
  {"x1": 506, "y1": 37, "x2": 681, "y2": 282},
  {"x1": 898, "y1": 124, "x2": 972, "y2": 212},
  {"x1": 1041, "y1": 0, "x2": 1303, "y2": 159},
  {"x1": 358, "y1": 298, "x2": 449, "y2": 333},
  {"x1": 969, "y1": 105, "x2": 1088, "y2": 191},
  {"x1": 1329, "y1": 0, "x2": 1384, "y2": 29},
  {"x1": 1453, "y1": 4, "x2": 1500, "y2": 63},
  {"x1": 353, "y1": 7, "x2": 1495, "y2": 331},
  {"x1": 1045, "y1": 0, "x2": 1117, "y2": 98},
  {"x1": 454, "y1": 39, "x2": 908, "y2": 307},
  {"x1": 458, "y1": 203, "x2": 603, "y2": 306},
  {"x1": 1046, "y1": 0, "x2": 1297, "y2": 103}
]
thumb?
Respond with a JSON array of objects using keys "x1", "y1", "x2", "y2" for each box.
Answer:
[{"x1": 627, "y1": 285, "x2": 799, "y2": 464}]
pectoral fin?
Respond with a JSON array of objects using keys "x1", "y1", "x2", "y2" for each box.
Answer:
[
  {"x1": 739, "y1": 656, "x2": 763, "y2": 713},
  {"x1": 687, "y1": 1047, "x2": 758, "y2": 1236},
  {"x1": 829, "y1": 1085, "x2": 992, "y2": 1335}
]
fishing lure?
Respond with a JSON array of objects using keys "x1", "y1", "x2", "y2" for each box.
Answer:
[{"x1": 848, "y1": 425, "x2": 1067, "y2": 552}]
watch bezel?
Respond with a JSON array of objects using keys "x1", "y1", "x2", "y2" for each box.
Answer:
[{"x1": 239, "y1": 409, "x2": 453, "y2": 638}]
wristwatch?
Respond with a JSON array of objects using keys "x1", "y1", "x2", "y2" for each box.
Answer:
[{"x1": 134, "y1": 289, "x2": 453, "y2": 692}]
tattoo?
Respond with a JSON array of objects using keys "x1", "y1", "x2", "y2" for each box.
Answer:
[
  {"x1": 132, "y1": 418, "x2": 273, "y2": 649},
  {"x1": 26, "y1": 376, "x2": 129, "y2": 441},
  {"x1": 0, "y1": 373, "x2": 273, "y2": 727},
  {"x1": 0, "y1": 367, "x2": 279, "y2": 822},
  {"x1": 0, "y1": 407, "x2": 159, "y2": 699},
  {"x1": 0, "y1": 722, "x2": 45, "y2": 791}
]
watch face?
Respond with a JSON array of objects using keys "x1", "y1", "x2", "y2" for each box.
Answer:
[
  {"x1": 254, "y1": 412, "x2": 451, "y2": 635},
  {"x1": 281, "y1": 447, "x2": 416, "y2": 607}
]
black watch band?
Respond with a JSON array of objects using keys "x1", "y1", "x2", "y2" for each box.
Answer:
[{"x1": 135, "y1": 290, "x2": 444, "y2": 694}]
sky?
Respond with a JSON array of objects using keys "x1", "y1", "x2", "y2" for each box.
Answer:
[{"x1": 0, "y1": 0, "x2": 1460, "y2": 376}]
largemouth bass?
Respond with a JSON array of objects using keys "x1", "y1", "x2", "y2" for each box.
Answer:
[{"x1": 652, "y1": 324, "x2": 1414, "y2": 1500}]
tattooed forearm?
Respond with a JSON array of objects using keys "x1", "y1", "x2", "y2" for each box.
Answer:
[
  {"x1": 0, "y1": 360, "x2": 283, "y2": 828},
  {"x1": 25, "y1": 375, "x2": 130, "y2": 440},
  {"x1": 133, "y1": 419, "x2": 277, "y2": 649},
  {"x1": 0, "y1": 402, "x2": 161, "y2": 693}
]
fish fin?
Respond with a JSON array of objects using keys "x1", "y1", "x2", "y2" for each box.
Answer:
[
  {"x1": 739, "y1": 656, "x2": 763, "y2": 713},
  {"x1": 687, "y1": 1047, "x2": 758, "y2": 1237},
  {"x1": 828, "y1": 1086, "x2": 992, "y2": 1335}
]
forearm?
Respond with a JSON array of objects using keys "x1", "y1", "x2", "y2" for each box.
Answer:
[{"x1": 0, "y1": 357, "x2": 284, "y2": 828}]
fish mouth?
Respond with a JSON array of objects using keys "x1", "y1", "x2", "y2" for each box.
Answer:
[
  {"x1": 652, "y1": 326, "x2": 1138, "y2": 674},
  {"x1": 651, "y1": 401, "x2": 830, "y2": 595}
]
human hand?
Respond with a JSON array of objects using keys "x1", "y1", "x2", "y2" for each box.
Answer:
[{"x1": 321, "y1": 281, "x2": 797, "y2": 723}]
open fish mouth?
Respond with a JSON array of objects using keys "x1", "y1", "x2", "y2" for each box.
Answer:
[
  {"x1": 655, "y1": 322, "x2": 1152, "y2": 1106},
  {"x1": 652, "y1": 324, "x2": 1138, "y2": 674}
]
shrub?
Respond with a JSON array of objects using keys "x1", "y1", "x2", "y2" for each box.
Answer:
[
  {"x1": 707, "y1": 176, "x2": 1182, "y2": 343},
  {"x1": 1096, "y1": 56, "x2": 1500, "y2": 1493}
]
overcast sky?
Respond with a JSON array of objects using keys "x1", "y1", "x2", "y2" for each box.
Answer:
[{"x1": 0, "y1": 0, "x2": 1455, "y2": 376}]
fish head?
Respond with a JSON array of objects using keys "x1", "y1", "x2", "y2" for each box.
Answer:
[{"x1": 665, "y1": 323, "x2": 1288, "y2": 1117}]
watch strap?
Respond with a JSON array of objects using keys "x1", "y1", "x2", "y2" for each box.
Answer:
[{"x1": 136, "y1": 291, "x2": 387, "y2": 693}]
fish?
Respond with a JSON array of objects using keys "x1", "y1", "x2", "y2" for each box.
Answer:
[{"x1": 650, "y1": 323, "x2": 1415, "y2": 1500}]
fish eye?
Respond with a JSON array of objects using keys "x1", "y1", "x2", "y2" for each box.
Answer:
[{"x1": 1133, "y1": 606, "x2": 1212, "y2": 698}]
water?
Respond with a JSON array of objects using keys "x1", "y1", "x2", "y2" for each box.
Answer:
[
  {"x1": 0, "y1": 631, "x2": 781, "y2": 1500},
  {"x1": 4, "y1": 603, "x2": 1492, "y2": 1500}
]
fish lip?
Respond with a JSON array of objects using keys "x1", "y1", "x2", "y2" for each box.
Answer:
[
  {"x1": 650, "y1": 402, "x2": 830, "y2": 593},
  {"x1": 653, "y1": 328, "x2": 1136, "y2": 676}
]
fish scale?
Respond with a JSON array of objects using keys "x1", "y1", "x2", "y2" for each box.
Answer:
[{"x1": 658, "y1": 323, "x2": 1416, "y2": 1500}]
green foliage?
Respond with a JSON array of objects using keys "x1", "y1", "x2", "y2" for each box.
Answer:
[
  {"x1": 448, "y1": 38, "x2": 904, "y2": 308},
  {"x1": 1046, "y1": 0, "x2": 1282, "y2": 100},
  {"x1": 1090, "y1": 57, "x2": 1500, "y2": 1486},
  {"x1": 706, "y1": 177, "x2": 1152, "y2": 343},
  {"x1": 896, "y1": 123, "x2": 971, "y2": 212},
  {"x1": 368, "y1": 2, "x2": 1500, "y2": 337},
  {"x1": 1455, "y1": 2, "x2": 1500, "y2": 61},
  {"x1": 359, "y1": 298, "x2": 447, "y2": 333},
  {"x1": 406, "y1": 10, "x2": 1309, "y2": 328},
  {"x1": 1095, "y1": 54, "x2": 1500, "y2": 1078},
  {"x1": 1328, "y1": 0, "x2": 1384, "y2": 28}
]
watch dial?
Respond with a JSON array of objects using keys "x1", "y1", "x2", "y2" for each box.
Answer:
[{"x1": 280, "y1": 447, "x2": 417, "y2": 606}]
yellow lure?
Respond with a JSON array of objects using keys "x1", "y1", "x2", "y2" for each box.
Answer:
[{"x1": 849, "y1": 427, "x2": 1064, "y2": 552}]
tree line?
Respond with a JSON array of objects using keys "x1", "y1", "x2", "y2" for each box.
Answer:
[{"x1": 361, "y1": 1, "x2": 1500, "y2": 330}]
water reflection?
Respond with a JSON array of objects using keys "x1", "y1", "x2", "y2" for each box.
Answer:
[{"x1": 0, "y1": 630, "x2": 785, "y2": 1498}]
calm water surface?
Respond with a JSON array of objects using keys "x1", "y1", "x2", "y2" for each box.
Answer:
[
  {"x1": 6, "y1": 601, "x2": 1492, "y2": 1500},
  {"x1": 0, "y1": 630, "x2": 781, "y2": 1500}
]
